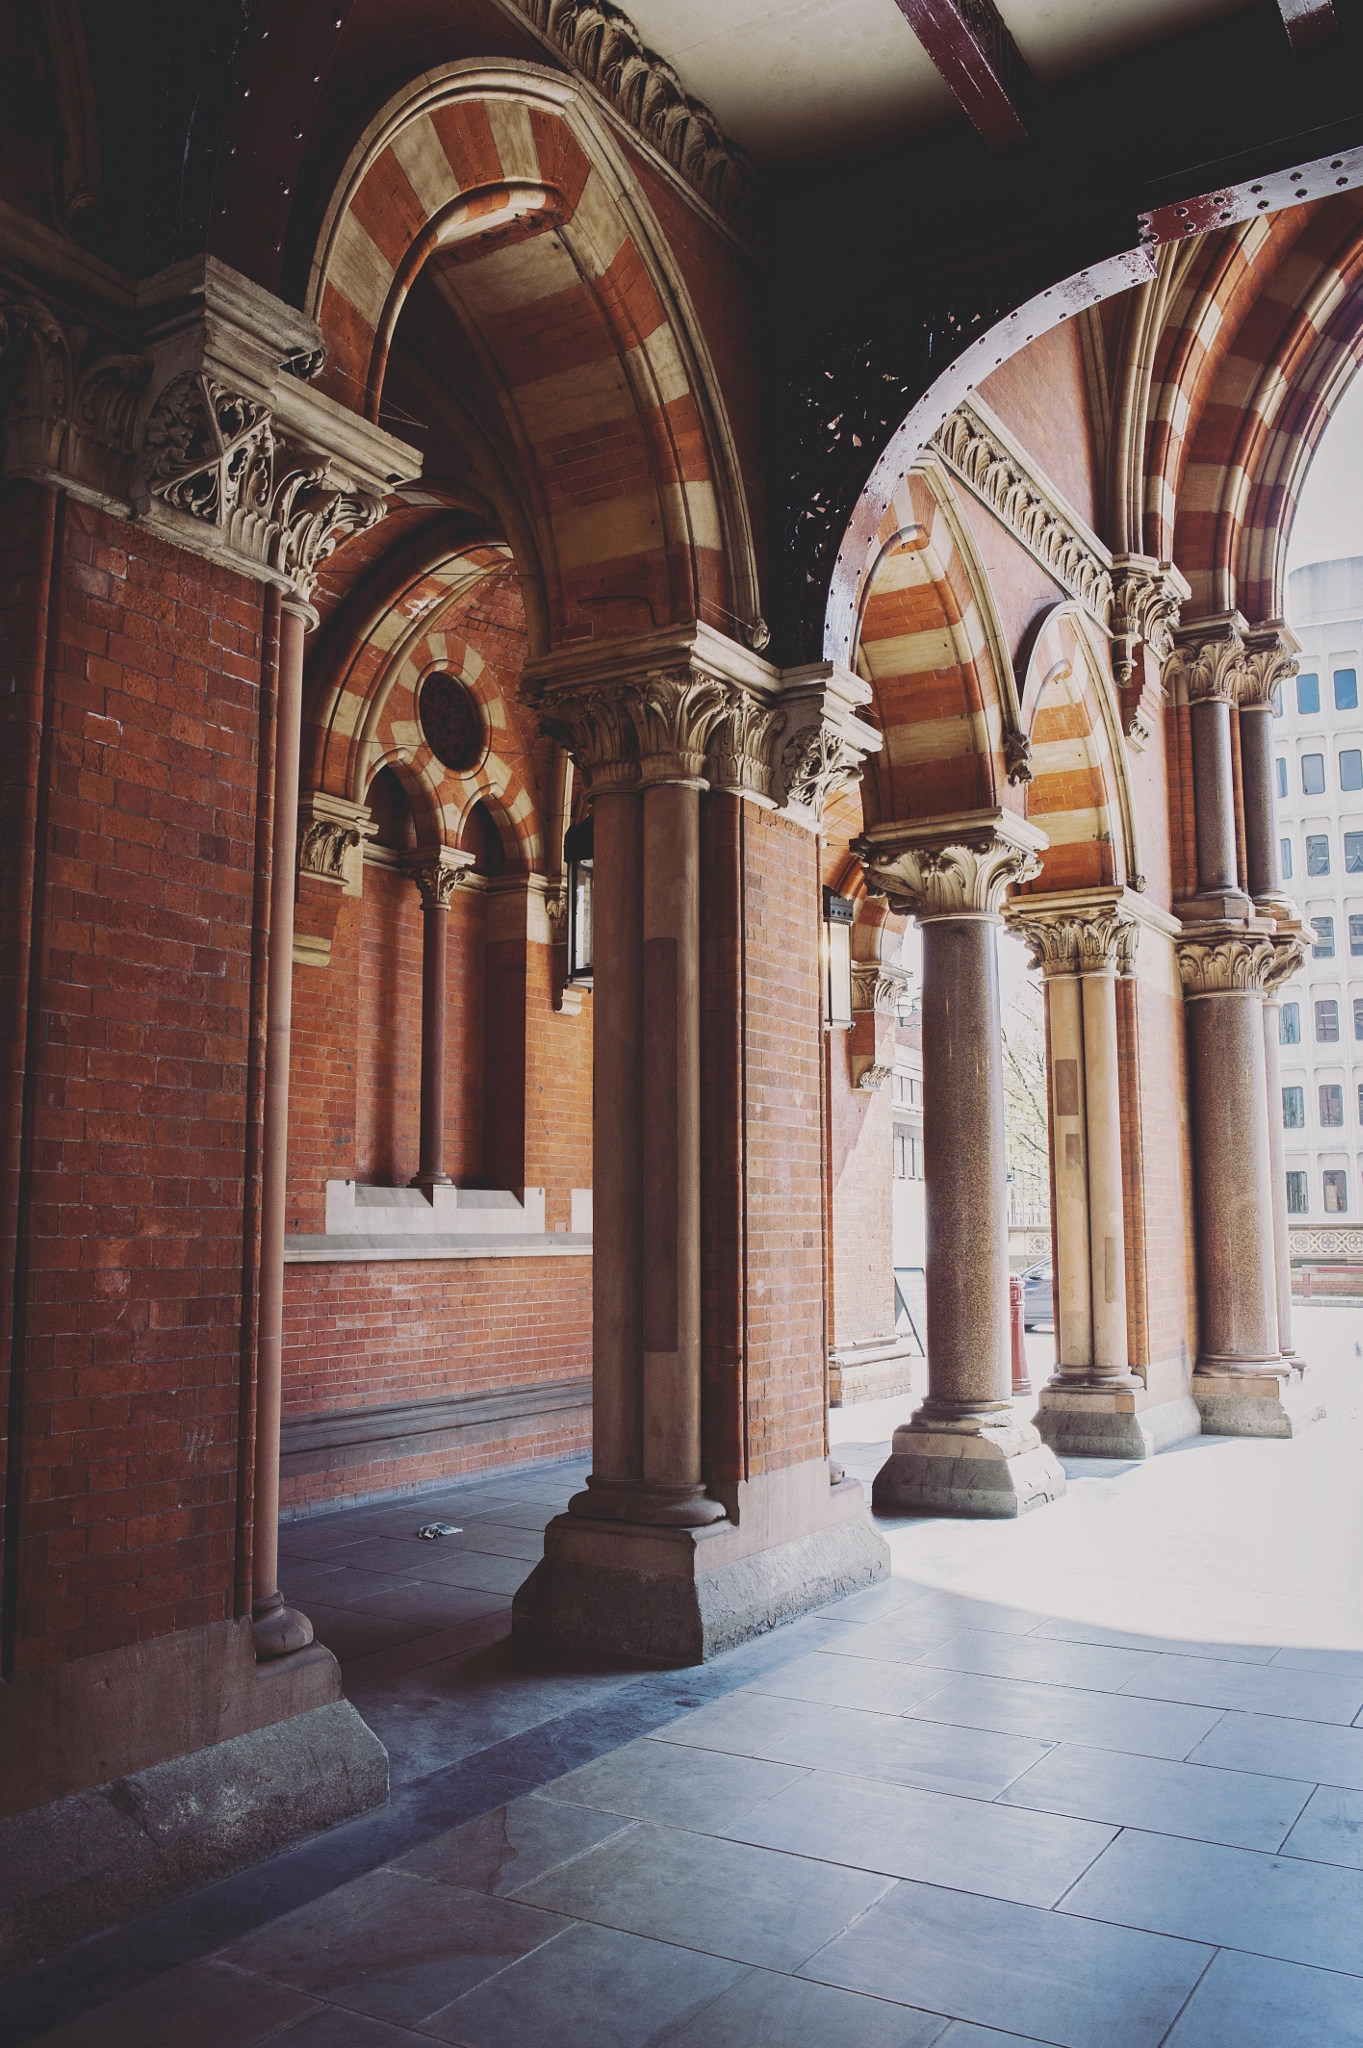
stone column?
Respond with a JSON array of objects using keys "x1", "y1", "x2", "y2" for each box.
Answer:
[
  {"x1": 406, "y1": 850, "x2": 475, "y2": 1191},
  {"x1": 859, "y1": 813, "x2": 1066, "y2": 1518},
  {"x1": 1165, "y1": 621, "x2": 1252, "y2": 919},
  {"x1": 513, "y1": 625, "x2": 891, "y2": 1660},
  {"x1": 252, "y1": 597, "x2": 316, "y2": 1659},
  {"x1": 1178, "y1": 928, "x2": 1320, "y2": 1437},
  {"x1": 1240, "y1": 625, "x2": 1300, "y2": 914},
  {"x1": 1008, "y1": 899, "x2": 1199, "y2": 1458},
  {"x1": 1261, "y1": 980, "x2": 1297, "y2": 1365}
]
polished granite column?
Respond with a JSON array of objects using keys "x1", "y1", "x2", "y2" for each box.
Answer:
[{"x1": 860, "y1": 812, "x2": 1065, "y2": 1518}]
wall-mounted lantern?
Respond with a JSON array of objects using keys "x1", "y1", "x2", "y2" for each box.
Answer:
[
  {"x1": 823, "y1": 887, "x2": 854, "y2": 1027},
  {"x1": 564, "y1": 817, "x2": 594, "y2": 985}
]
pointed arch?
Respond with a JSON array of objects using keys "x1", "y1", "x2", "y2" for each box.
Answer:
[
  {"x1": 853, "y1": 468, "x2": 1018, "y2": 826},
  {"x1": 307, "y1": 59, "x2": 758, "y2": 650},
  {"x1": 1016, "y1": 603, "x2": 1139, "y2": 893}
]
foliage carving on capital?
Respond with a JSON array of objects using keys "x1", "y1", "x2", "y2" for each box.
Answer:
[
  {"x1": 0, "y1": 286, "x2": 149, "y2": 493},
  {"x1": 628, "y1": 668, "x2": 733, "y2": 783},
  {"x1": 779, "y1": 722, "x2": 862, "y2": 817},
  {"x1": 851, "y1": 961, "x2": 910, "y2": 1017},
  {"x1": 406, "y1": 851, "x2": 475, "y2": 910},
  {"x1": 1008, "y1": 909, "x2": 1138, "y2": 978},
  {"x1": 709, "y1": 690, "x2": 786, "y2": 802},
  {"x1": 1261, "y1": 930, "x2": 1305, "y2": 993},
  {"x1": 1240, "y1": 628, "x2": 1299, "y2": 711},
  {"x1": 1175, "y1": 931, "x2": 1278, "y2": 998},
  {"x1": 1162, "y1": 628, "x2": 1247, "y2": 707},
  {"x1": 141, "y1": 372, "x2": 386, "y2": 602},
  {"x1": 857, "y1": 824, "x2": 1044, "y2": 920}
]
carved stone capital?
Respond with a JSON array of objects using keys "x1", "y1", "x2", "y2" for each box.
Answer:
[
  {"x1": 1261, "y1": 930, "x2": 1305, "y2": 993},
  {"x1": 851, "y1": 961, "x2": 911, "y2": 1017},
  {"x1": 298, "y1": 791, "x2": 376, "y2": 898},
  {"x1": 1, "y1": 255, "x2": 420, "y2": 607},
  {"x1": 1240, "y1": 621, "x2": 1300, "y2": 710},
  {"x1": 406, "y1": 848, "x2": 477, "y2": 910},
  {"x1": 855, "y1": 810, "x2": 1047, "y2": 920},
  {"x1": 1163, "y1": 615, "x2": 1248, "y2": 706},
  {"x1": 855, "y1": 1061, "x2": 895, "y2": 1093},
  {"x1": 1175, "y1": 926, "x2": 1280, "y2": 999},
  {"x1": 1005, "y1": 906, "x2": 1139, "y2": 978},
  {"x1": 522, "y1": 625, "x2": 880, "y2": 829}
]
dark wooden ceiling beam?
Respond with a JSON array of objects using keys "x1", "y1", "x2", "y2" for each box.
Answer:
[
  {"x1": 892, "y1": 0, "x2": 1032, "y2": 149},
  {"x1": 1277, "y1": 0, "x2": 1340, "y2": 53}
]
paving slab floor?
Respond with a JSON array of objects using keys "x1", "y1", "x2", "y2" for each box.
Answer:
[{"x1": 10, "y1": 1304, "x2": 1363, "y2": 2048}]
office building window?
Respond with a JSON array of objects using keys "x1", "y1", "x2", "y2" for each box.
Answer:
[
  {"x1": 1359, "y1": 1082, "x2": 1363, "y2": 1124},
  {"x1": 1283, "y1": 1086, "x2": 1305, "y2": 1128},
  {"x1": 1342, "y1": 749, "x2": 1363, "y2": 792},
  {"x1": 1281, "y1": 837, "x2": 1293, "y2": 878},
  {"x1": 1356, "y1": 996, "x2": 1363, "y2": 1038},
  {"x1": 1320, "y1": 1083, "x2": 1344, "y2": 1127},
  {"x1": 1302, "y1": 754, "x2": 1326, "y2": 795},
  {"x1": 1306, "y1": 834, "x2": 1331, "y2": 875},
  {"x1": 1347, "y1": 833, "x2": 1363, "y2": 874},
  {"x1": 1353, "y1": 918, "x2": 1363, "y2": 959},
  {"x1": 1286, "y1": 1171, "x2": 1308, "y2": 1214},
  {"x1": 1335, "y1": 668, "x2": 1359, "y2": 710},
  {"x1": 1316, "y1": 998, "x2": 1340, "y2": 1041},
  {"x1": 1323, "y1": 1170, "x2": 1349, "y2": 1214},
  {"x1": 1313, "y1": 917, "x2": 1335, "y2": 959},
  {"x1": 892, "y1": 1127, "x2": 922, "y2": 1180},
  {"x1": 891, "y1": 1072, "x2": 922, "y2": 1107},
  {"x1": 1276, "y1": 758, "x2": 1288, "y2": 798},
  {"x1": 1297, "y1": 672, "x2": 1320, "y2": 714},
  {"x1": 1280, "y1": 1001, "x2": 1301, "y2": 1045}
]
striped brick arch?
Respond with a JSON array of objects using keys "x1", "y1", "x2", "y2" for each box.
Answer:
[
  {"x1": 853, "y1": 470, "x2": 1016, "y2": 827},
  {"x1": 1015, "y1": 605, "x2": 1137, "y2": 894},
  {"x1": 307, "y1": 63, "x2": 757, "y2": 648},
  {"x1": 1136, "y1": 197, "x2": 1363, "y2": 620}
]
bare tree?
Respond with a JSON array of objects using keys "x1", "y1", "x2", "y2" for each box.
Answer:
[{"x1": 1001, "y1": 977, "x2": 1049, "y2": 1216}]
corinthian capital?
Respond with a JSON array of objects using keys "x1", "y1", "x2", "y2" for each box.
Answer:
[
  {"x1": 1261, "y1": 929, "x2": 1305, "y2": 992},
  {"x1": 1240, "y1": 621, "x2": 1301, "y2": 710},
  {"x1": 1006, "y1": 906, "x2": 1138, "y2": 978},
  {"x1": 1175, "y1": 928, "x2": 1279, "y2": 999},
  {"x1": 521, "y1": 624, "x2": 880, "y2": 826},
  {"x1": 855, "y1": 810, "x2": 1047, "y2": 920},
  {"x1": 1162, "y1": 615, "x2": 1248, "y2": 705},
  {"x1": 406, "y1": 848, "x2": 476, "y2": 910}
]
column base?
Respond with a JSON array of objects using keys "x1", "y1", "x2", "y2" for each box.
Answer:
[
  {"x1": 1034, "y1": 1384, "x2": 1203, "y2": 1460},
  {"x1": 871, "y1": 1416, "x2": 1066, "y2": 1518},
  {"x1": 0, "y1": 1680, "x2": 387, "y2": 1971},
  {"x1": 1193, "y1": 1363, "x2": 1325, "y2": 1438},
  {"x1": 513, "y1": 1464, "x2": 888, "y2": 1664}
]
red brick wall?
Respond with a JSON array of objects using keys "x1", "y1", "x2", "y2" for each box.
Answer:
[
  {"x1": 827, "y1": 1006, "x2": 896, "y2": 1348},
  {"x1": 741, "y1": 808, "x2": 827, "y2": 1477},
  {"x1": 979, "y1": 321, "x2": 1102, "y2": 530},
  {"x1": 4, "y1": 497, "x2": 264, "y2": 1675},
  {"x1": 280, "y1": 1253, "x2": 591, "y2": 1507}
]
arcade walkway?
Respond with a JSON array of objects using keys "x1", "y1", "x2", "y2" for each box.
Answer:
[{"x1": 11, "y1": 1308, "x2": 1363, "y2": 2048}]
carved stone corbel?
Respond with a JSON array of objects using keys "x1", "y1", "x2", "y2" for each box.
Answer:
[
  {"x1": 851, "y1": 961, "x2": 911, "y2": 1017},
  {"x1": 1110, "y1": 554, "x2": 1189, "y2": 748},
  {"x1": 297, "y1": 792, "x2": 375, "y2": 897}
]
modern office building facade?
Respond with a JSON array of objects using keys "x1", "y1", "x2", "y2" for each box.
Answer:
[{"x1": 1278, "y1": 558, "x2": 1363, "y2": 1278}]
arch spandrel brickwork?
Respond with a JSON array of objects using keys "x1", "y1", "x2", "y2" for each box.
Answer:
[{"x1": 306, "y1": 62, "x2": 759, "y2": 650}]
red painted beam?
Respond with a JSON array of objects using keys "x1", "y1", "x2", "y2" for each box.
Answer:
[
  {"x1": 1277, "y1": 0, "x2": 1339, "y2": 54},
  {"x1": 893, "y1": 0, "x2": 1031, "y2": 150}
]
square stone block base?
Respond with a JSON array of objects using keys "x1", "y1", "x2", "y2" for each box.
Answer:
[
  {"x1": 0, "y1": 1691, "x2": 388, "y2": 1970},
  {"x1": 512, "y1": 1467, "x2": 889, "y2": 1665},
  {"x1": 871, "y1": 1418, "x2": 1066, "y2": 1518},
  {"x1": 1193, "y1": 1365, "x2": 1325, "y2": 1439},
  {"x1": 829, "y1": 1338, "x2": 921, "y2": 1406},
  {"x1": 1035, "y1": 1386, "x2": 1203, "y2": 1460}
]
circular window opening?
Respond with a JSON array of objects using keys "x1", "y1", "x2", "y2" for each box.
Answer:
[{"x1": 419, "y1": 672, "x2": 483, "y2": 773}]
